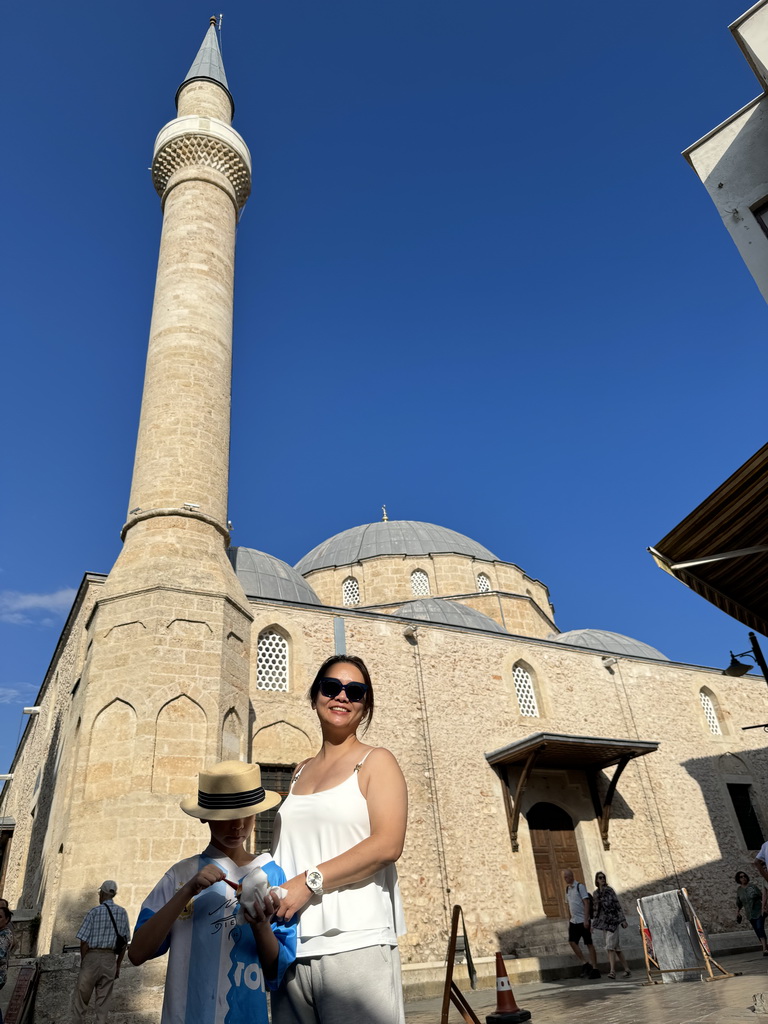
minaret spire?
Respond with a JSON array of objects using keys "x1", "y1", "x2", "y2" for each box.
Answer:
[{"x1": 176, "y1": 18, "x2": 234, "y2": 114}]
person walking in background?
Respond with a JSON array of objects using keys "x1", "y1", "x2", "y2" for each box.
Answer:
[
  {"x1": 592, "y1": 872, "x2": 631, "y2": 979},
  {"x1": 0, "y1": 901, "x2": 14, "y2": 955},
  {"x1": 563, "y1": 870, "x2": 600, "y2": 979},
  {"x1": 72, "y1": 881, "x2": 130, "y2": 1024},
  {"x1": 0, "y1": 905, "x2": 13, "y2": 1024},
  {"x1": 735, "y1": 871, "x2": 768, "y2": 955},
  {"x1": 271, "y1": 655, "x2": 408, "y2": 1024}
]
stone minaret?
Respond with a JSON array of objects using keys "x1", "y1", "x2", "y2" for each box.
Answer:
[
  {"x1": 115, "y1": 18, "x2": 250, "y2": 598},
  {"x1": 50, "y1": 22, "x2": 255, "y2": 942}
]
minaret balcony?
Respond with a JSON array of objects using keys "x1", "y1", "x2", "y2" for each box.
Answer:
[{"x1": 152, "y1": 115, "x2": 252, "y2": 210}]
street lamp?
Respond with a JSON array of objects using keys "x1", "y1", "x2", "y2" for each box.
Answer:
[{"x1": 722, "y1": 632, "x2": 768, "y2": 680}]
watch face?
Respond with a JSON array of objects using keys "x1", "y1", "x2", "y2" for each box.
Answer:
[{"x1": 307, "y1": 870, "x2": 322, "y2": 890}]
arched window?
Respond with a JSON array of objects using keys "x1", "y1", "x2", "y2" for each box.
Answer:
[
  {"x1": 342, "y1": 576, "x2": 360, "y2": 607},
  {"x1": 257, "y1": 629, "x2": 289, "y2": 692},
  {"x1": 513, "y1": 663, "x2": 540, "y2": 718},
  {"x1": 699, "y1": 688, "x2": 722, "y2": 735},
  {"x1": 477, "y1": 572, "x2": 491, "y2": 593},
  {"x1": 411, "y1": 569, "x2": 430, "y2": 596}
]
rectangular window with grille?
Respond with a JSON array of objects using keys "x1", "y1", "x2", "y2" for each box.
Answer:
[
  {"x1": 728, "y1": 783, "x2": 765, "y2": 850},
  {"x1": 254, "y1": 764, "x2": 296, "y2": 853}
]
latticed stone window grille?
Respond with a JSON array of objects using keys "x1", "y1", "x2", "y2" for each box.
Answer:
[
  {"x1": 699, "y1": 690, "x2": 722, "y2": 735},
  {"x1": 477, "y1": 573, "x2": 491, "y2": 593},
  {"x1": 411, "y1": 569, "x2": 430, "y2": 596},
  {"x1": 257, "y1": 630, "x2": 289, "y2": 692},
  {"x1": 255, "y1": 764, "x2": 295, "y2": 852},
  {"x1": 513, "y1": 665, "x2": 540, "y2": 717},
  {"x1": 342, "y1": 576, "x2": 360, "y2": 607}
]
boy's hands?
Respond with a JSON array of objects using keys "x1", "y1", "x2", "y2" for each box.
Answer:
[
  {"x1": 185, "y1": 864, "x2": 226, "y2": 898},
  {"x1": 242, "y1": 889, "x2": 280, "y2": 928}
]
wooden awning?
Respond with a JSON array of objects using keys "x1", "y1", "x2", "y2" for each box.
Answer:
[
  {"x1": 485, "y1": 732, "x2": 659, "y2": 852},
  {"x1": 649, "y1": 443, "x2": 768, "y2": 637}
]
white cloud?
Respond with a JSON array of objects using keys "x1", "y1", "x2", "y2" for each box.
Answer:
[
  {"x1": 0, "y1": 588, "x2": 76, "y2": 625},
  {"x1": 0, "y1": 683, "x2": 37, "y2": 705}
]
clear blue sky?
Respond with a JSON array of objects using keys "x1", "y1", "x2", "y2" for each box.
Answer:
[{"x1": 1, "y1": 0, "x2": 766, "y2": 773}]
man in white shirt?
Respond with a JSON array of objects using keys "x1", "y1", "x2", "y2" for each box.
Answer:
[{"x1": 563, "y1": 869, "x2": 600, "y2": 979}]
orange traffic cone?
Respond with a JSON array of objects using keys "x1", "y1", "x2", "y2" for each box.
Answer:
[{"x1": 486, "y1": 952, "x2": 531, "y2": 1024}]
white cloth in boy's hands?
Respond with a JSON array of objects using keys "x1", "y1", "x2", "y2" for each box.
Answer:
[{"x1": 235, "y1": 866, "x2": 287, "y2": 921}]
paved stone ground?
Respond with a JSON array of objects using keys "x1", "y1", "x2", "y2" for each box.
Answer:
[{"x1": 404, "y1": 951, "x2": 768, "y2": 1024}]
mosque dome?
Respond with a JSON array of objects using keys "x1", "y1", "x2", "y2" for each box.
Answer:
[
  {"x1": 295, "y1": 520, "x2": 497, "y2": 574},
  {"x1": 228, "y1": 547, "x2": 321, "y2": 605},
  {"x1": 550, "y1": 628, "x2": 669, "y2": 661},
  {"x1": 390, "y1": 598, "x2": 508, "y2": 634}
]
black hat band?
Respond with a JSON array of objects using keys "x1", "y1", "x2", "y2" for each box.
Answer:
[{"x1": 197, "y1": 786, "x2": 265, "y2": 809}]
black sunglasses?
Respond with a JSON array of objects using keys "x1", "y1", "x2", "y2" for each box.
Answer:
[{"x1": 319, "y1": 677, "x2": 369, "y2": 703}]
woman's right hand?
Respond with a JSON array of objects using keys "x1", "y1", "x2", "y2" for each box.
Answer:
[{"x1": 272, "y1": 874, "x2": 314, "y2": 923}]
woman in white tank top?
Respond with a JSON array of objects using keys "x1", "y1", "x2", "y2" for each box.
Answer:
[{"x1": 269, "y1": 655, "x2": 408, "y2": 1024}]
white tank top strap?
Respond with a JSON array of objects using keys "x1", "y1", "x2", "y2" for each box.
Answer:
[
  {"x1": 291, "y1": 758, "x2": 313, "y2": 787},
  {"x1": 354, "y1": 747, "x2": 378, "y2": 773}
]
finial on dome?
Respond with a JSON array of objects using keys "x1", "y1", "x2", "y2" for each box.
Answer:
[
  {"x1": 381, "y1": 505, "x2": 389, "y2": 522},
  {"x1": 210, "y1": 15, "x2": 217, "y2": 26}
]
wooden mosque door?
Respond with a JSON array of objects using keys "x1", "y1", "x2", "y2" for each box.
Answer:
[{"x1": 527, "y1": 803, "x2": 584, "y2": 918}]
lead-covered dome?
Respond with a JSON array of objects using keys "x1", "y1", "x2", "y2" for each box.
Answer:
[
  {"x1": 391, "y1": 598, "x2": 508, "y2": 633},
  {"x1": 296, "y1": 520, "x2": 497, "y2": 574},
  {"x1": 229, "y1": 547, "x2": 321, "y2": 605},
  {"x1": 550, "y1": 628, "x2": 668, "y2": 661}
]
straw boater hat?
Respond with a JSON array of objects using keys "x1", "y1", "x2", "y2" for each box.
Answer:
[{"x1": 180, "y1": 760, "x2": 282, "y2": 820}]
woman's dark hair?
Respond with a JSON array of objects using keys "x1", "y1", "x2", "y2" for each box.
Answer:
[
  {"x1": 736, "y1": 871, "x2": 750, "y2": 883},
  {"x1": 308, "y1": 655, "x2": 375, "y2": 733},
  {"x1": 594, "y1": 871, "x2": 607, "y2": 886}
]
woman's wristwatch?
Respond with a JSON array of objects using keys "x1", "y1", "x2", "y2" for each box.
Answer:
[{"x1": 305, "y1": 867, "x2": 324, "y2": 896}]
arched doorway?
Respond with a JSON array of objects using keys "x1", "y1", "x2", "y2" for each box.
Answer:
[{"x1": 527, "y1": 802, "x2": 585, "y2": 918}]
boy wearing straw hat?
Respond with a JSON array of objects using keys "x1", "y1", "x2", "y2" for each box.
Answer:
[{"x1": 129, "y1": 761, "x2": 296, "y2": 1024}]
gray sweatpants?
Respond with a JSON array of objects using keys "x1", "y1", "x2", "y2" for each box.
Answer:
[{"x1": 272, "y1": 944, "x2": 406, "y2": 1024}]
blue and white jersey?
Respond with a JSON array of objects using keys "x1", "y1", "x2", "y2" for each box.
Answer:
[{"x1": 136, "y1": 846, "x2": 296, "y2": 1024}]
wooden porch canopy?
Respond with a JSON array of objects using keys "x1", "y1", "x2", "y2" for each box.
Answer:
[
  {"x1": 649, "y1": 443, "x2": 768, "y2": 637},
  {"x1": 485, "y1": 732, "x2": 659, "y2": 852}
]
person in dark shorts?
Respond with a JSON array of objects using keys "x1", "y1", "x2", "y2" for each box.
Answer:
[
  {"x1": 563, "y1": 869, "x2": 600, "y2": 979},
  {"x1": 735, "y1": 871, "x2": 768, "y2": 954}
]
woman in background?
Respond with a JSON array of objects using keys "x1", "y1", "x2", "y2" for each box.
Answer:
[
  {"x1": 0, "y1": 904, "x2": 13, "y2": 1023},
  {"x1": 735, "y1": 871, "x2": 768, "y2": 954},
  {"x1": 592, "y1": 872, "x2": 631, "y2": 979}
]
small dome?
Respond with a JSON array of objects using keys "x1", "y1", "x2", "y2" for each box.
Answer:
[
  {"x1": 390, "y1": 598, "x2": 508, "y2": 634},
  {"x1": 550, "y1": 628, "x2": 668, "y2": 661},
  {"x1": 296, "y1": 520, "x2": 497, "y2": 574},
  {"x1": 229, "y1": 547, "x2": 321, "y2": 605}
]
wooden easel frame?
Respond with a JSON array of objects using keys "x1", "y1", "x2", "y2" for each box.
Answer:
[
  {"x1": 5, "y1": 962, "x2": 39, "y2": 1024},
  {"x1": 638, "y1": 888, "x2": 734, "y2": 985},
  {"x1": 441, "y1": 905, "x2": 481, "y2": 1024}
]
